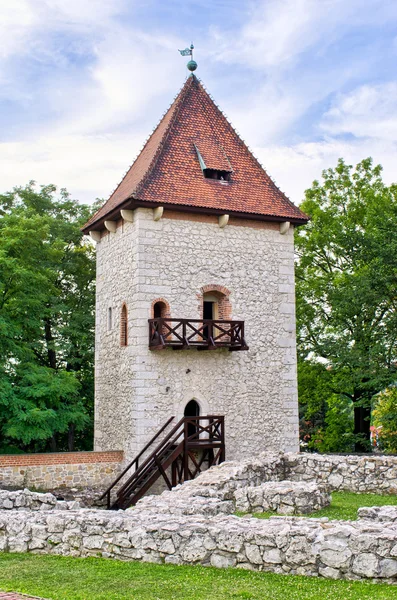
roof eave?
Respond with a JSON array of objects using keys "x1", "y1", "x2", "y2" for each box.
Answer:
[{"x1": 81, "y1": 197, "x2": 309, "y2": 234}]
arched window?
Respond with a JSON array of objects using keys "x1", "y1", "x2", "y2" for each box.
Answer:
[
  {"x1": 120, "y1": 304, "x2": 128, "y2": 346},
  {"x1": 184, "y1": 399, "x2": 200, "y2": 438},
  {"x1": 151, "y1": 298, "x2": 171, "y2": 319}
]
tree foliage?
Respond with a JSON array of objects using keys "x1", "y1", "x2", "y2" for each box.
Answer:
[
  {"x1": 296, "y1": 158, "x2": 397, "y2": 451},
  {"x1": 0, "y1": 182, "x2": 96, "y2": 452},
  {"x1": 373, "y1": 388, "x2": 397, "y2": 453}
]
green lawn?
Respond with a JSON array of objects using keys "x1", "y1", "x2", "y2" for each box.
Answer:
[
  {"x1": 0, "y1": 553, "x2": 396, "y2": 600},
  {"x1": 238, "y1": 491, "x2": 397, "y2": 521}
]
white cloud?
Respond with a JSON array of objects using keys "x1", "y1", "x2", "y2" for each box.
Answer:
[
  {"x1": 322, "y1": 83, "x2": 397, "y2": 141},
  {"x1": 254, "y1": 137, "x2": 397, "y2": 204},
  {"x1": 0, "y1": 131, "x2": 144, "y2": 203},
  {"x1": 0, "y1": 0, "x2": 37, "y2": 60},
  {"x1": 1, "y1": 0, "x2": 397, "y2": 210},
  {"x1": 212, "y1": 0, "x2": 397, "y2": 70}
]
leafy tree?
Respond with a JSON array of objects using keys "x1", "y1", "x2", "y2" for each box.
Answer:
[
  {"x1": 373, "y1": 388, "x2": 397, "y2": 453},
  {"x1": 298, "y1": 360, "x2": 356, "y2": 453},
  {"x1": 0, "y1": 182, "x2": 96, "y2": 452},
  {"x1": 296, "y1": 159, "x2": 397, "y2": 451}
]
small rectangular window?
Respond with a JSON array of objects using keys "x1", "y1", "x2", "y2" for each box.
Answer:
[
  {"x1": 108, "y1": 307, "x2": 113, "y2": 331},
  {"x1": 203, "y1": 168, "x2": 231, "y2": 181}
]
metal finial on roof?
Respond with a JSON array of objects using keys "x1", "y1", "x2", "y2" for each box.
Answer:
[{"x1": 178, "y1": 43, "x2": 197, "y2": 72}]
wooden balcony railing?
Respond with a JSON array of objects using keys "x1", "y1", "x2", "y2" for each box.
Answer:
[{"x1": 148, "y1": 318, "x2": 248, "y2": 351}]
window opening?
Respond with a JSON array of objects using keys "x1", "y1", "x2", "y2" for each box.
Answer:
[
  {"x1": 203, "y1": 168, "x2": 231, "y2": 181},
  {"x1": 108, "y1": 307, "x2": 112, "y2": 331},
  {"x1": 120, "y1": 304, "x2": 128, "y2": 346}
]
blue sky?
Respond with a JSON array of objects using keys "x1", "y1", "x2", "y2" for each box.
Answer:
[{"x1": 1, "y1": 0, "x2": 397, "y2": 204}]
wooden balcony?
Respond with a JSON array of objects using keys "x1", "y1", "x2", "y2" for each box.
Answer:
[{"x1": 148, "y1": 318, "x2": 249, "y2": 351}]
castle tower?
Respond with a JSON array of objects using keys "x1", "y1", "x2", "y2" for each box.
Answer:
[{"x1": 82, "y1": 73, "x2": 308, "y2": 464}]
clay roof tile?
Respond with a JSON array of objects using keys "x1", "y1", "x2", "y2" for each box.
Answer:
[{"x1": 83, "y1": 75, "x2": 308, "y2": 231}]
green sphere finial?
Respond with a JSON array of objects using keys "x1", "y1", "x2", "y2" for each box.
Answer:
[
  {"x1": 187, "y1": 59, "x2": 197, "y2": 72},
  {"x1": 178, "y1": 43, "x2": 197, "y2": 72}
]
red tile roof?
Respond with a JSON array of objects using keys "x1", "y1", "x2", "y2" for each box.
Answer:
[{"x1": 83, "y1": 75, "x2": 308, "y2": 231}]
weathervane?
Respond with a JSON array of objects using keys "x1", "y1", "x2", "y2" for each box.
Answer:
[{"x1": 178, "y1": 43, "x2": 197, "y2": 72}]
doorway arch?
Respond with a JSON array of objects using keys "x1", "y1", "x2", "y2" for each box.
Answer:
[{"x1": 184, "y1": 399, "x2": 200, "y2": 437}]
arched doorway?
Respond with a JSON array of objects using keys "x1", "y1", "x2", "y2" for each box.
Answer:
[
  {"x1": 153, "y1": 301, "x2": 167, "y2": 319},
  {"x1": 184, "y1": 399, "x2": 200, "y2": 438}
]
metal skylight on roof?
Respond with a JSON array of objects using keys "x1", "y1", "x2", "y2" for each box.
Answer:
[{"x1": 194, "y1": 142, "x2": 232, "y2": 181}]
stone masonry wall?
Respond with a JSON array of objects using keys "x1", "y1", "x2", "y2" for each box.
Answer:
[
  {"x1": 0, "y1": 489, "x2": 81, "y2": 511},
  {"x1": 2, "y1": 508, "x2": 397, "y2": 582},
  {"x1": 285, "y1": 453, "x2": 397, "y2": 494},
  {"x1": 94, "y1": 208, "x2": 299, "y2": 462},
  {"x1": 1, "y1": 453, "x2": 397, "y2": 583},
  {"x1": 0, "y1": 451, "x2": 123, "y2": 491}
]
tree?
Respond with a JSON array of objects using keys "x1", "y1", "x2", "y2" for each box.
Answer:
[
  {"x1": 0, "y1": 182, "x2": 96, "y2": 452},
  {"x1": 373, "y1": 388, "x2": 397, "y2": 453},
  {"x1": 295, "y1": 158, "x2": 397, "y2": 451}
]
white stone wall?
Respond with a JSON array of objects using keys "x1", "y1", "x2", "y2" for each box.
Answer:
[
  {"x1": 285, "y1": 453, "x2": 397, "y2": 494},
  {"x1": 94, "y1": 208, "x2": 299, "y2": 461}
]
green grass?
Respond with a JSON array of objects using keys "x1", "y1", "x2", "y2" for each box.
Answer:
[
  {"x1": 238, "y1": 491, "x2": 397, "y2": 521},
  {"x1": 0, "y1": 553, "x2": 396, "y2": 600}
]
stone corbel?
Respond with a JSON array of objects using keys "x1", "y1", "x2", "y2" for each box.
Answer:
[
  {"x1": 89, "y1": 231, "x2": 102, "y2": 242},
  {"x1": 153, "y1": 206, "x2": 164, "y2": 221},
  {"x1": 218, "y1": 214, "x2": 229, "y2": 229},
  {"x1": 104, "y1": 220, "x2": 117, "y2": 233},
  {"x1": 120, "y1": 209, "x2": 134, "y2": 222},
  {"x1": 280, "y1": 221, "x2": 290, "y2": 235}
]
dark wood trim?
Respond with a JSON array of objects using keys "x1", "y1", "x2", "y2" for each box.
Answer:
[
  {"x1": 149, "y1": 318, "x2": 249, "y2": 351},
  {"x1": 106, "y1": 415, "x2": 226, "y2": 510}
]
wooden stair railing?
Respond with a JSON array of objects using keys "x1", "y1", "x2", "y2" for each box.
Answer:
[
  {"x1": 99, "y1": 416, "x2": 175, "y2": 509},
  {"x1": 100, "y1": 415, "x2": 225, "y2": 510}
]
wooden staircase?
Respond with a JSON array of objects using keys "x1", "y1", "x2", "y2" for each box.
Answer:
[{"x1": 100, "y1": 415, "x2": 225, "y2": 510}]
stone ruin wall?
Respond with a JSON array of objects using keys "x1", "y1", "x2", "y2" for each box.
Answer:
[
  {"x1": 2, "y1": 451, "x2": 397, "y2": 496},
  {"x1": 284, "y1": 452, "x2": 397, "y2": 494},
  {"x1": 1, "y1": 453, "x2": 397, "y2": 584}
]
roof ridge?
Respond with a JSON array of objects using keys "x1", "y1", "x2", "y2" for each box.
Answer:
[{"x1": 133, "y1": 76, "x2": 194, "y2": 199}]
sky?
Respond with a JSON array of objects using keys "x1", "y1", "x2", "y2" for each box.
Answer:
[{"x1": 1, "y1": 0, "x2": 397, "y2": 206}]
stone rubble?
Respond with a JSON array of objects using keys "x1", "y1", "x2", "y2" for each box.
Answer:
[
  {"x1": 234, "y1": 481, "x2": 331, "y2": 515},
  {"x1": 0, "y1": 489, "x2": 81, "y2": 512},
  {"x1": 285, "y1": 452, "x2": 397, "y2": 494},
  {"x1": 358, "y1": 506, "x2": 397, "y2": 523}
]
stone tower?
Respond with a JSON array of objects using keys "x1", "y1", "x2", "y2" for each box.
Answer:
[{"x1": 82, "y1": 73, "x2": 308, "y2": 463}]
